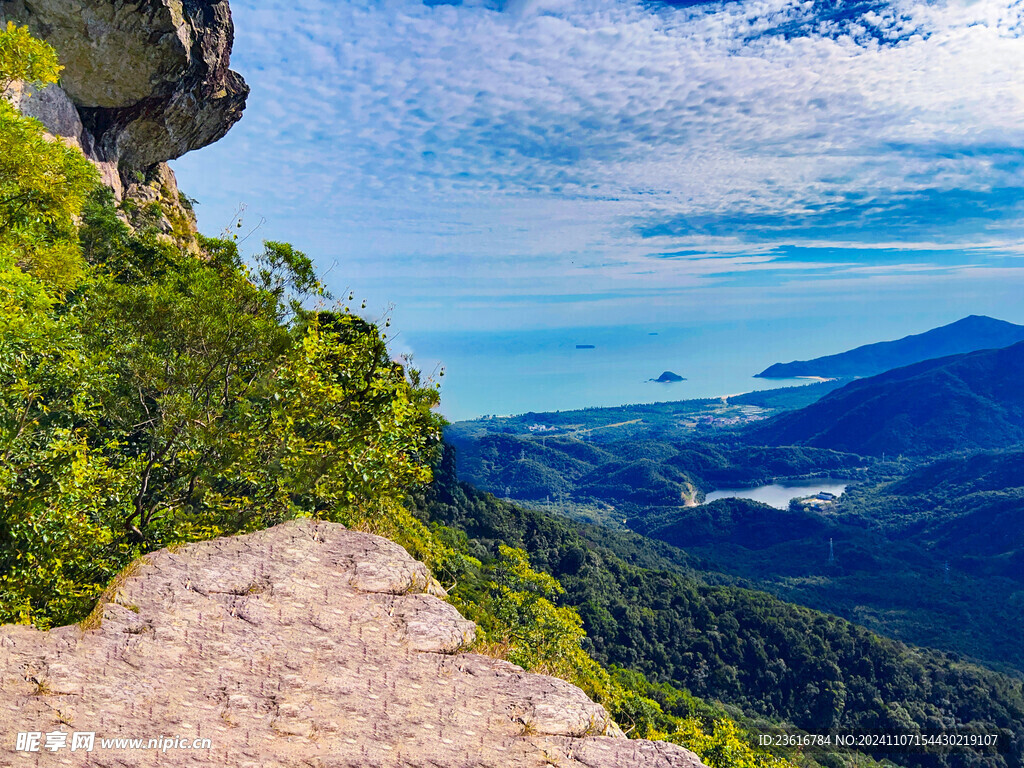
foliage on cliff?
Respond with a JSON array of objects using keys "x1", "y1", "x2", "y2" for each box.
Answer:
[
  {"x1": 0, "y1": 23, "x2": 98, "y2": 291},
  {"x1": 0, "y1": 189, "x2": 443, "y2": 625},
  {"x1": 412, "y1": 446, "x2": 1024, "y2": 768},
  {"x1": 0, "y1": 28, "x2": 443, "y2": 626}
]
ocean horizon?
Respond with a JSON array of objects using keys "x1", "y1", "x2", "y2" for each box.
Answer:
[{"x1": 402, "y1": 318, "x2": 859, "y2": 422}]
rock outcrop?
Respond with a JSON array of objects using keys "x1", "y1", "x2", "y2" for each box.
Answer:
[
  {"x1": 0, "y1": 0, "x2": 247, "y2": 198},
  {"x1": 0, "y1": 519, "x2": 707, "y2": 767}
]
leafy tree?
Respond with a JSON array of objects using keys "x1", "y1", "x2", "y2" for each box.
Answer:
[
  {"x1": 210, "y1": 310, "x2": 442, "y2": 532},
  {"x1": 670, "y1": 718, "x2": 792, "y2": 768},
  {"x1": 483, "y1": 544, "x2": 588, "y2": 677},
  {"x1": 0, "y1": 21, "x2": 61, "y2": 92},
  {"x1": 0, "y1": 111, "x2": 449, "y2": 623},
  {"x1": 0, "y1": 24, "x2": 106, "y2": 623},
  {"x1": 76, "y1": 227, "x2": 292, "y2": 543},
  {"x1": 0, "y1": 22, "x2": 97, "y2": 292},
  {"x1": 252, "y1": 240, "x2": 326, "y2": 321}
]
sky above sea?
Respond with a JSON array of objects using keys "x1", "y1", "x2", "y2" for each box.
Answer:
[{"x1": 173, "y1": 0, "x2": 1024, "y2": 417}]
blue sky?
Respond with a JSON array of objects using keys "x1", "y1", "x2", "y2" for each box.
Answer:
[{"x1": 173, "y1": 0, "x2": 1024, "y2": 341}]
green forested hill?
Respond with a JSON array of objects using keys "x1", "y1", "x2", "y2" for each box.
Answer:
[
  {"x1": 748, "y1": 342, "x2": 1024, "y2": 457},
  {"x1": 451, "y1": 432, "x2": 866, "y2": 507},
  {"x1": 635, "y1": 494, "x2": 1024, "y2": 676},
  {"x1": 889, "y1": 450, "x2": 1024, "y2": 496},
  {"x1": 414, "y1": 447, "x2": 1024, "y2": 768},
  {"x1": 836, "y1": 450, "x2": 1024, "y2": 584},
  {"x1": 449, "y1": 425, "x2": 1024, "y2": 672},
  {"x1": 756, "y1": 315, "x2": 1024, "y2": 379}
]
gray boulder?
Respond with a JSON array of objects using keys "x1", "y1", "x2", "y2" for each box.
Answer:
[{"x1": 1, "y1": 0, "x2": 247, "y2": 191}]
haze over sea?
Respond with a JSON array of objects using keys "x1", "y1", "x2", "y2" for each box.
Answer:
[
  {"x1": 171, "y1": 0, "x2": 1024, "y2": 424},
  {"x1": 407, "y1": 316, "x2": 859, "y2": 422}
]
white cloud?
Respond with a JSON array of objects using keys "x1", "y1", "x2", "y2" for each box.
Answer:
[{"x1": 173, "y1": 0, "x2": 1024, "y2": 330}]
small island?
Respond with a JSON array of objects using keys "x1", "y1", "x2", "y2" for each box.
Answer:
[{"x1": 651, "y1": 371, "x2": 685, "y2": 383}]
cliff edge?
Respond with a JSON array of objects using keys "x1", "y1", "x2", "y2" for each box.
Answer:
[
  {"x1": 0, "y1": 0, "x2": 247, "y2": 202},
  {"x1": 0, "y1": 519, "x2": 706, "y2": 767}
]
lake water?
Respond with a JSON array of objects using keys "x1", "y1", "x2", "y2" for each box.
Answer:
[
  {"x1": 704, "y1": 481, "x2": 849, "y2": 510},
  {"x1": 402, "y1": 319, "x2": 846, "y2": 421}
]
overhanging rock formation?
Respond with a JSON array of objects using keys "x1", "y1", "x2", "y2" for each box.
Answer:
[
  {"x1": 0, "y1": 0, "x2": 248, "y2": 196},
  {"x1": 0, "y1": 519, "x2": 707, "y2": 767}
]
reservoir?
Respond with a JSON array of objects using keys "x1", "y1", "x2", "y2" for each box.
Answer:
[{"x1": 704, "y1": 480, "x2": 848, "y2": 510}]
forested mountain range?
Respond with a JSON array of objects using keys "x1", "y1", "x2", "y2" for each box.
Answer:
[
  {"x1": 447, "y1": 427, "x2": 1024, "y2": 675},
  {"x1": 750, "y1": 341, "x2": 1024, "y2": 457},
  {"x1": 756, "y1": 315, "x2": 1024, "y2": 379},
  {"x1": 836, "y1": 450, "x2": 1024, "y2": 584},
  {"x1": 414, "y1": 448, "x2": 1024, "y2": 768},
  {"x1": 447, "y1": 347, "x2": 1024, "y2": 676}
]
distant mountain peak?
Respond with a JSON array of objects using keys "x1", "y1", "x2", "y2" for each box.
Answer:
[
  {"x1": 950, "y1": 314, "x2": 1003, "y2": 326},
  {"x1": 751, "y1": 339, "x2": 1024, "y2": 457},
  {"x1": 756, "y1": 315, "x2": 1024, "y2": 379}
]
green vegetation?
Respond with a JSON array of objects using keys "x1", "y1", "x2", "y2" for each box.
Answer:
[
  {"x1": 636, "y1": 494, "x2": 1024, "y2": 680},
  {"x1": 446, "y1": 379, "x2": 846, "y2": 450},
  {"x1": 0, "y1": 29, "x2": 799, "y2": 768},
  {"x1": 415, "y1": 486, "x2": 805, "y2": 768},
  {"x1": 0, "y1": 28, "x2": 443, "y2": 626},
  {"x1": 0, "y1": 182, "x2": 444, "y2": 626},
  {"x1": 0, "y1": 22, "x2": 97, "y2": 292},
  {"x1": 413, "y1": 449, "x2": 1024, "y2": 768},
  {"x1": 729, "y1": 381, "x2": 849, "y2": 410},
  {"x1": 449, "y1": 413, "x2": 1024, "y2": 675},
  {"x1": 833, "y1": 449, "x2": 1024, "y2": 588},
  {"x1": 449, "y1": 431, "x2": 864, "y2": 513},
  {"x1": 751, "y1": 343, "x2": 1024, "y2": 457},
  {"x1": 455, "y1": 421, "x2": 1024, "y2": 673}
]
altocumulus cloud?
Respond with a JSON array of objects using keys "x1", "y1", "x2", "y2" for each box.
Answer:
[{"x1": 173, "y1": 0, "x2": 1024, "y2": 329}]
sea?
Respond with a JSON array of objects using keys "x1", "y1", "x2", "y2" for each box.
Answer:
[{"x1": 402, "y1": 318, "x2": 853, "y2": 422}]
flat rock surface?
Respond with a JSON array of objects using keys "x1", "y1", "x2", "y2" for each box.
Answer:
[{"x1": 0, "y1": 519, "x2": 706, "y2": 767}]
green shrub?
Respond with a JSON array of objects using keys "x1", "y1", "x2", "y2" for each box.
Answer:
[{"x1": 1, "y1": 25, "x2": 797, "y2": 768}]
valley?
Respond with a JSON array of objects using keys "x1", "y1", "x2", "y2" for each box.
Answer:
[
  {"x1": 446, "y1": 337, "x2": 1024, "y2": 681},
  {"x1": 3, "y1": 0, "x2": 1023, "y2": 764}
]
